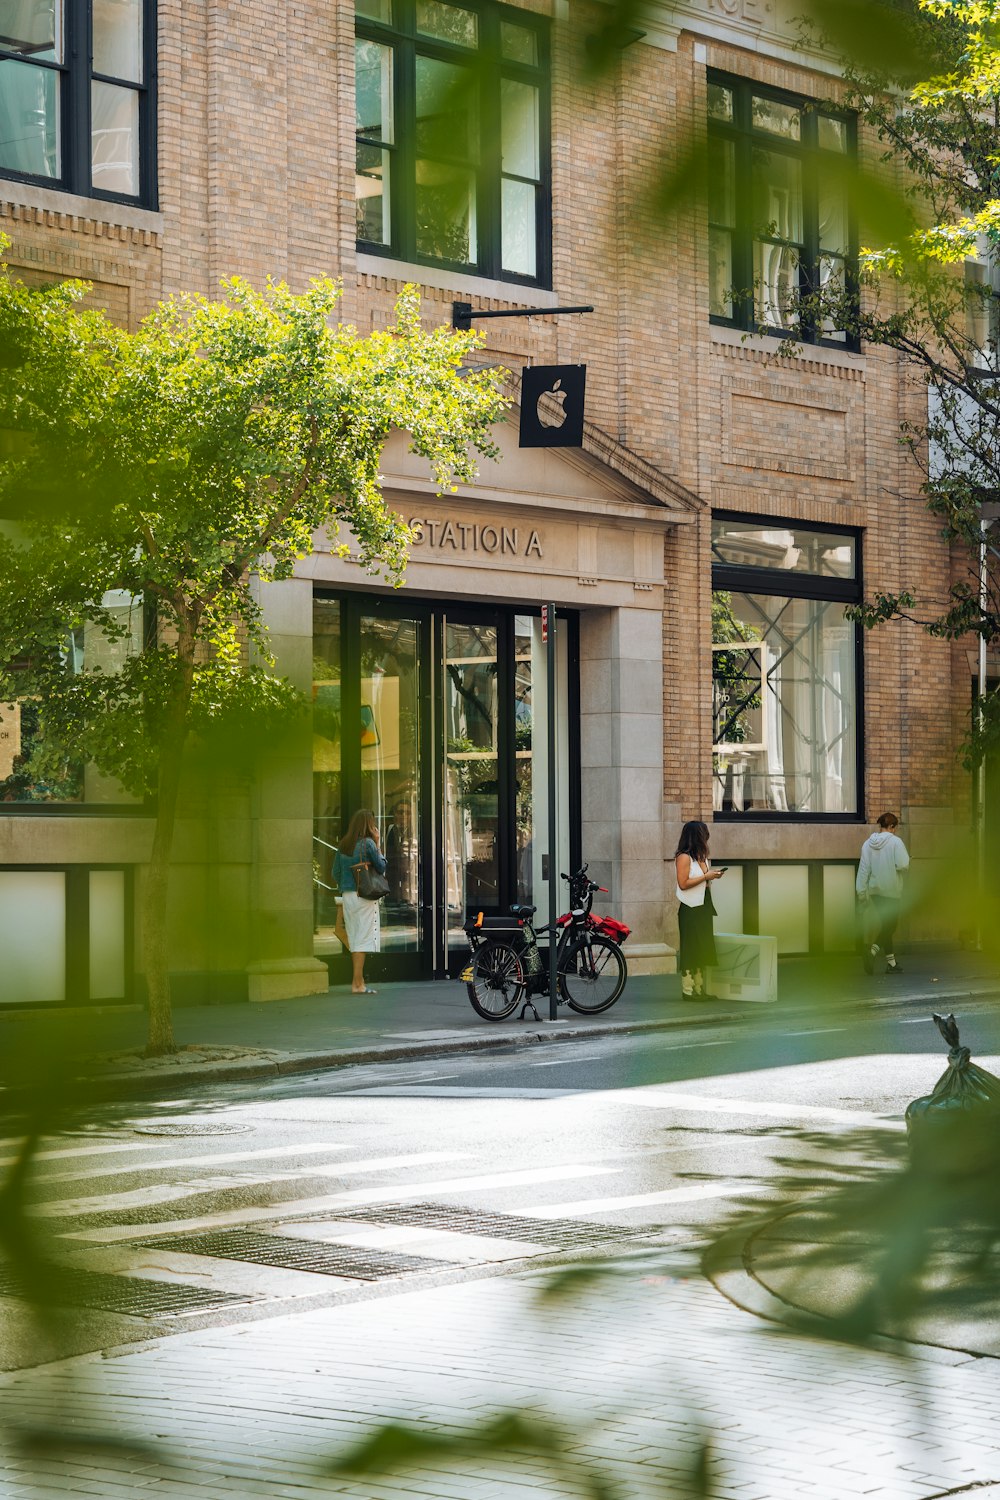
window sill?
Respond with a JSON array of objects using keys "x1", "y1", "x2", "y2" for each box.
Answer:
[
  {"x1": 357, "y1": 252, "x2": 558, "y2": 306},
  {"x1": 710, "y1": 323, "x2": 865, "y2": 371},
  {"x1": 0, "y1": 178, "x2": 163, "y2": 236}
]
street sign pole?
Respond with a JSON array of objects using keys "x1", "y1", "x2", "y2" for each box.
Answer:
[{"x1": 546, "y1": 602, "x2": 558, "y2": 1020}]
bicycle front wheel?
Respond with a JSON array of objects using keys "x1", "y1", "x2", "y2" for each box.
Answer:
[
  {"x1": 467, "y1": 940, "x2": 525, "y2": 1021},
  {"x1": 559, "y1": 934, "x2": 627, "y2": 1014}
]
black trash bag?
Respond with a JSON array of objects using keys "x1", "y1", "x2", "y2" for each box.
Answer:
[{"x1": 906, "y1": 1013, "x2": 1000, "y2": 1172}]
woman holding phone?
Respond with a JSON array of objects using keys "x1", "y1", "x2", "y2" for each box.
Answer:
[{"x1": 674, "y1": 820, "x2": 725, "y2": 998}]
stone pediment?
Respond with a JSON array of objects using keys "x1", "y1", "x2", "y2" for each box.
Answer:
[{"x1": 379, "y1": 397, "x2": 704, "y2": 525}]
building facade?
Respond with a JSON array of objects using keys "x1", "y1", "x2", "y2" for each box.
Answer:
[{"x1": 0, "y1": 0, "x2": 967, "y2": 1007}]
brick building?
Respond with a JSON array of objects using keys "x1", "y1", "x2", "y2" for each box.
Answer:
[{"x1": 0, "y1": 0, "x2": 965, "y2": 1007}]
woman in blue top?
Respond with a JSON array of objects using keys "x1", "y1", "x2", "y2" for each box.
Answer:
[{"x1": 332, "y1": 808, "x2": 387, "y2": 994}]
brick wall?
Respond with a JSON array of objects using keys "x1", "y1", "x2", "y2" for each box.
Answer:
[{"x1": 0, "y1": 0, "x2": 974, "y2": 926}]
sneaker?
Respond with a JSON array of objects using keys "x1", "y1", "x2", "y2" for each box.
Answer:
[
  {"x1": 886, "y1": 959, "x2": 902, "y2": 974},
  {"x1": 680, "y1": 970, "x2": 694, "y2": 998}
]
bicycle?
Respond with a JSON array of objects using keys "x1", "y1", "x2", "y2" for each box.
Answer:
[{"x1": 461, "y1": 866, "x2": 630, "y2": 1022}]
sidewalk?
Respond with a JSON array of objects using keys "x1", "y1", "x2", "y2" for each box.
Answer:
[
  {"x1": 1, "y1": 947, "x2": 997, "y2": 1101},
  {"x1": 3, "y1": 1252, "x2": 999, "y2": 1500}
]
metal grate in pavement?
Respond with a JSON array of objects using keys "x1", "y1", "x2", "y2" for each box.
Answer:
[
  {"x1": 281, "y1": 1203, "x2": 645, "y2": 1249},
  {"x1": 0, "y1": 1264, "x2": 252, "y2": 1318},
  {"x1": 137, "y1": 1229, "x2": 453, "y2": 1280}
]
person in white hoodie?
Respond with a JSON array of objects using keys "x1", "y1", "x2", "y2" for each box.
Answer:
[{"x1": 856, "y1": 812, "x2": 910, "y2": 974}]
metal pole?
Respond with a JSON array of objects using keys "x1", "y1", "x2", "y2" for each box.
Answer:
[
  {"x1": 977, "y1": 518, "x2": 988, "y2": 951},
  {"x1": 547, "y1": 602, "x2": 558, "y2": 1020}
]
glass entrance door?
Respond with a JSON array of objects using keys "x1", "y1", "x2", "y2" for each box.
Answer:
[
  {"x1": 444, "y1": 618, "x2": 501, "y2": 958},
  {"x1": 314, "y1": 595, "x2": 575, "y2": 980}
]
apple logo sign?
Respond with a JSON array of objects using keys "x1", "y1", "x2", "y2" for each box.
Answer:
[
  {"x1": 519, "y1": 363, "x2": 587, "y2": 449},
  {"x1": 537, "y1": 378, "x2": 568, "y2": 429}
]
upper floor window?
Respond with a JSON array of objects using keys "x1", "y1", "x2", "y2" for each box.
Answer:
[
  {"x1": 0, "y1": 0, "x2": 156, "y2": 206},
  {"x1": 707, "y1": 72, "x2": 856, "y2": 347},
  {"x1": 356, "y1": 0, "x2": 550, "y2": 285}
]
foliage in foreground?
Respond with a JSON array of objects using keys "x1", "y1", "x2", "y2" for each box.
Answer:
[{"x1": 0, "y1": 246, "x2": 505, "y2": 1051}]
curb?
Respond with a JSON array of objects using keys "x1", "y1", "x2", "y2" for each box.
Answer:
[
  {"x1": 3, "y1": 981, "x2": 998, "y2": 1108},
  {"x1": 34, "y1": 1006, "x2": 754, "y2": 1104}
]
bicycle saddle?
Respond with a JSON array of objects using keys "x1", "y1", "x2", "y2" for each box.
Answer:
[{"x1": 509, "y1": 903, "x2": 536, "y2": 918}]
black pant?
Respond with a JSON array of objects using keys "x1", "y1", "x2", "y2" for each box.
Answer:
[{"x1": 870, "y1": 896, "x2": 900, "y2": 954}]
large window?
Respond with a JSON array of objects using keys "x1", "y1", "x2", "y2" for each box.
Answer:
[
  {"x1": 0, "y1": 0, "x2": 156, "y2": 205},
  {"x1": 356, "y1": 0, "x2": 550, "y2": 285},
  {"x1": 712, "y1": 516, "x2": 862, "y2": 818},
  {"x1": 707, "y1": 72, "x2": 855, "y2": 346},
  {"x1": 0, "y1": 591, "x2": 143, "y2": 806}
]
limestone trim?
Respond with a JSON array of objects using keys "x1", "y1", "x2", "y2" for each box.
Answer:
[
  {"x1": 380, "y1": 480, "x2": 694, "y2": 529},
  {"x1": 358, "y1": 253, "x2": 561, "y2": 306},
  {"x1": 0, "y1": 184, "x2": 163, "y2": 241},
  {"x1": 499, "y1": 375, "x2": 707, "y2": 514}
]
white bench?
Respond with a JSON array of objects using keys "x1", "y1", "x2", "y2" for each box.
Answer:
[{"x1": 708, "y1": 932, "x2": 778, "y2": 1003}]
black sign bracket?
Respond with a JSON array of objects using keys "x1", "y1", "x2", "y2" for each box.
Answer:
[{"x1": 452, "y1": 301, "x2": 594, "y2": 331}]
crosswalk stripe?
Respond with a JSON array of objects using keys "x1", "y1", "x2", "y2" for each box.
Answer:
[
  {"x1": 0, "y1": 1139, "x2": 189, "y2": 1169},
  {"x1": 341, "y1": 1086, "x2": 577, "y2": 1098},
  {"x1": 29, "y1": 1151, "x2": 469, "y2": 1219},
  {"x1": 525, "y1": 1182, "x2": 767, "y2": 1216},
  {"x1": 39, "y1": 1141, "x2": 351, "y2": 1184},
  {"x1": 59, "y1": 1162, "x2": 624, "y2": 1243},
  {"x1": 625, "y1": 1089, "x2": 902, "y2": 1128}
]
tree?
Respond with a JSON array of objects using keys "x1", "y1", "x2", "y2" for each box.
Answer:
[
  {"x1": 794, "y1": 0, "x2": 1000, "y2": 763},
  {"x1": 0, "y1": 243, "x2": 506, "y2": 1054}
]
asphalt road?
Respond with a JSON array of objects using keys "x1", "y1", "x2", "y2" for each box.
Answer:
[
  {"x1": 4, "y1": 997, "x2": 996, "y2": 1365},
  {"x1": 4, "y1": 1000, "x2": 1000, "y2": 1500}
]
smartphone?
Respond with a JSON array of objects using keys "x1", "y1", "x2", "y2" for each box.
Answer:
[{"x1": 714, "y1": 866, "x2": 728, "y2": 874}]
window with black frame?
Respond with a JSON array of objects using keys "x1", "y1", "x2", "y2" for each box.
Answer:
[
  {"x1": 711, "y1": 517, "x2": 862, "y2": 818},
  {"x1": 707, "y1": 72, "x2": 856, "y2": 346},
  {"x1": 355, "y1": 0, "x2": 549, "y2": 284},
  {"x1": 0, "y1": 0, "x2": 155, "y2": 205}
]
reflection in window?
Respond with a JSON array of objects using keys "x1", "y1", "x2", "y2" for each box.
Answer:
[
  {"x1": 0, "y1": 592, "x2": 143, "y2": 804},
  {"x1": 711, "y1": 519, "x2": 856, "y2": 578},
  {"x1": 0, "y1": 0, "x2": 152, "y2": 202},
  {"x1": 355, "y1": 0, "x2": 549, "y2": 284},
  {"x1": 708, "y1": 71, "x2": 855, "y2": 345},
  {"x1": 712, "y1": 590, "x2": 856, "y2": 814}
]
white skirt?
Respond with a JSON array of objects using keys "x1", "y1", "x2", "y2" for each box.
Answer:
[{"x1": 341, "y1": 891, "x2": 381, "y2": 954}]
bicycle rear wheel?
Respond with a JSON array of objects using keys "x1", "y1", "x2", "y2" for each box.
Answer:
[
  {"x1": 467, "y1": 940, "x2": 525, "y2": 1021},
  {"x1": 559, "y1": 934, "x2": 627, "y2": 1014}
]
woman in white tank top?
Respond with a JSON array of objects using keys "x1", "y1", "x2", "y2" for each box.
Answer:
[{"x1": 674, "y1": 820, "x2": 725, "y2": 998}]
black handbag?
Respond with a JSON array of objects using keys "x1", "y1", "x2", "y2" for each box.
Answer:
[{"x1": 354, "y1": 842, "x2": 389, "y2": 902}]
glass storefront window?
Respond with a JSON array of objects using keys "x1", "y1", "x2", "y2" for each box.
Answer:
[
  {"x1": 513, "y1": 613, "x2": 569, "y2": 910},
  {"x1": 313, "y1": 598, "x2": 577, "y2": 974},
  {"x1": 445, "y1": 620, "x2": 498, "y2": 951},
  {"x1": 712, "y1": 519, "x2": 856, "y2": 579},
  {"x1": 360, "y1": 613, "x2": 422, "y2": 954},
  {"x1": 712, "y1": 590, "x2": 857, "y2": 815},
  {"x1": 312, "y1": 598, "x2": 343, "y2": 951},
  {"x1": 0, "y1": 592, "x2": 143, "y2": 805}
]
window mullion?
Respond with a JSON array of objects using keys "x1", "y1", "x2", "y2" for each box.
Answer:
[
  {"x1": 67, "y1": 0, "x2": 91, "y2": 194},
  {"x1": 397, "y1": 31, "x2": 414, "y2": 261}
]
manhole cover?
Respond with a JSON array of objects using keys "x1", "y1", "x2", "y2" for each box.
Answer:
[
  {"x1": 284, "y1": 1203, "x2": 643, "y2": 1249},
  {"x1": 0, "y1": 1265, "x2": 251, "y2": 1318},
  {"x1": 138, "y1": 1229, "x2": 451, "y2": 1280},
  {"x1": 131, "y1": 1123, "x2": 251, "y2": 1137}
]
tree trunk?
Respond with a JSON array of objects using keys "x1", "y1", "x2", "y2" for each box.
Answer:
[{"x1": 141, "y1": 651, "x2": 195, "y2": 1058}]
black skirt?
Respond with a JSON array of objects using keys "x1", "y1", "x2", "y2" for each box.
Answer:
[{"x1": 678, "y1": 891, "x2": 718, "y2": 975}]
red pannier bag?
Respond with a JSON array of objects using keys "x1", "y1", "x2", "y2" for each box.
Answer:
[{"x1": 595, "y1": 916, "x2": 630, "y2": 944}]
